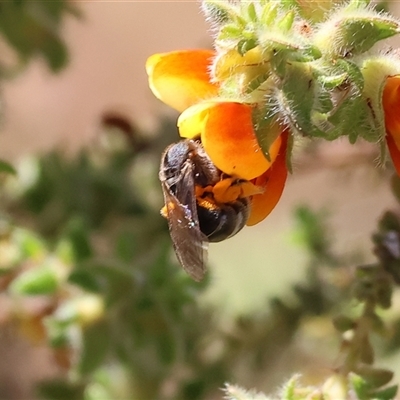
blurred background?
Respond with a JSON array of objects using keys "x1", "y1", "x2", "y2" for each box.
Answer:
[{"x1": 0, "y1": 1, "x2": 400, "y2": 399}]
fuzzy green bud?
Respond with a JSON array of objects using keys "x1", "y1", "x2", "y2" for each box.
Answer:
[
  {"x1": 314, "y1": 4, "x2": 400, "y2": 57},
  {"x1": 202, "y1": 0, "x2": 238, "y2": 26}
]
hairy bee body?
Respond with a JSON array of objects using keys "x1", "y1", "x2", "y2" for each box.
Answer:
[{"x1": 159, "y1": 140, "x2": 250, "y2": 281}]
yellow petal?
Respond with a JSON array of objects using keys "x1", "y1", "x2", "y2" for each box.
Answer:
[
  {"x1": 146, "y1": 50, "x2": 218, "y2": 112},
  {"x1": 178, "y1": 102, "x2": 214, "y2": 139},
  {"x1": 212, "y1": 46, "x2": 266, "y2": 82},
  {"x1": 246, "y1": 130, "x2": 288, "y2": 226}
]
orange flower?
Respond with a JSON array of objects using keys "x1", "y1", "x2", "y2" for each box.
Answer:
[
  {"x1": 247, "y1": 130, "x2": 288, "y2": 226},
  {"x1": 178, "y1": 101, "x2": 282, "y2": 180},
  {"x1": 146, "y1": 50, "x2": 218, "y2": 113},
  {"x1": 383, "y1": 75, "x2": 400, "y2": 176},
  {"x1": 146, "y1": 49, "x2": 288, "y2": 223}
]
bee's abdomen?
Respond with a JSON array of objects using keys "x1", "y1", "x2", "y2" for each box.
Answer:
[{"x1": 197, "y1": 198, "x2": 250, "y2": 242}]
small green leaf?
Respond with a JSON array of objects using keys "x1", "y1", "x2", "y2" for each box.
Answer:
[
  {"x1": 350, "y1": 373, "x2": 370, "y2": 399},
  {"x1": 10, "y1": 265, "x2": 58, "y2": 295},
  {"x1": 202, "y1": 0, "x2": 237, "y2": 25},
  {"x1": 78, "y1": 319, "x2": 111, "y2": 375},
  {"x1": 356, "y1": 366, "x2": 394, "y2": 389},
  {"x1": 280, "y1": 374, "x2": 300, "y2": 400},
  {"x1": 37, "y1": 379, "x2": 85, "y2": 400},
  {"x1": 219, "y1": 24, "x2": 243, "y2": 40},
  {"x1": 332, "y1": 315, "x2": 356, "y2": 332},
  {"x1": 0, "y1": 160, "x2": 16, "y2": 175},
  {"x1": 41, "y1": 35, "x2": 69, "y2": 72},
  {"x1": 277, "y1": 10, "x2": 294, "y2": 32},
  {"x1": 278, "y1": 61, "x2": 319, "y2": 137},
  {"x1": 237, "y1": 38, "x2": 258, "y2": 56},
  {"x1": 370, "y1": 385, "x2": 398, "y2": 400},
  {"x1": 318, "y1": 72, "x2": 348, "y2": 90},
  {"x1": 260, "y1": 2, "x2": 278, "y2": 25},
  {"x1": 246, "y1": 3, "x2": 257, "y2": 22},
  {"x1": 115, "y1": 230, "x2": 136, "y2": 263},
  {"x1": 68, "y1": 268, "x2": 101, "y2": 293},
  {"x1": 359, "y1": 336, "x2": 375, "y2": 364},
  {"x1": 63, "y1": 218, "x2": 92, "y2": 262},
  {"x1": 252, "y1": 104, "x2": 281, "y2": 161},
  {"x1": 316, "y1": 10, "x2": 400, "y2": 57},
  {"x1": 15, "y1": 229, "x2": 46, "y2": 258},
  {"x1": 157, "y1": 333, "x2": 176, "y2": 365}
]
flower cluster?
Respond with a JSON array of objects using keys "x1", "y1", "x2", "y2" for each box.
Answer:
[{"x1": 146, "y1": 0, "x2": 400, "y2": 227}]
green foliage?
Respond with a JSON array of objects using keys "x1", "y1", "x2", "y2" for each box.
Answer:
[
  {"x1": 223, "y1": 203, "x2": 400, "y2": 399},
  {"x1": 10, "y1": 263, "x2": 59, "y2": 295},
  {"x1": 0, "y1": 160, "x2": 16, "y2": 175},
  {"x1": 3, "y1": 129, "x2": 400, "y2": 399},
  {"x1": 37, "y1": 379, "x2": 86, "y2": 400},
  {"x1": 0, "y1": 0, "x2": 77, "y2": 73}
]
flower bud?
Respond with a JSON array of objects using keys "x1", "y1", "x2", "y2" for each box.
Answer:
[{"x1": 314, "y1": 3, "x2": 400, "y2": 57}]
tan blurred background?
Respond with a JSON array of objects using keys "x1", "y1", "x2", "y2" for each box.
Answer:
[{"x1": 0, "y1": 0, "x2": 398, "y2": 313}]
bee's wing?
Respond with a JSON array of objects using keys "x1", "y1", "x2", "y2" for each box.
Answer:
[{"x1": 161, "y1": 164, "x2": 208, "y2": 281}]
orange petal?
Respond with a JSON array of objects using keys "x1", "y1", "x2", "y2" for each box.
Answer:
[
  {"x1": 146, "y1": 50, "x2": 218, "y2": 112},
  {"x1": 179, "y1": 101, "x2": 281, "y2": 180},
  {"x1": 246, "y1": 130, "x2": 289, "y2": 226},
  {"x1": 387, "y1": 133, "x2": 400, "y2": 176},
  {"x1": 383, "y1": 75, "x2": 400, "y2": 149}
]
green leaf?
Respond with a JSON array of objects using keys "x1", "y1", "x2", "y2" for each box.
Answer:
[
  {"x1": 41, "y1": 34, "x2": 69, "y2": 72},
  {"x1": 332, "y1": 315, "x2": 356, "y2": 332},
  {"x1": 252, "y1": 105, "x2": 281, "y2": 161},
  {"x1": 280, "y1": 374, "x2": 300, "y2": 400},
  {"x1": 202, "y1": 0, "x2": 237, "y2": 25},
  {"x1": 68, "y1": 268, "x2": 101, "y2": 293},
  {"x1": 260, "y1": 2, "x2": 278, "y2": 26},
  {"x1": 315, "y1": 5, "x2": 400, "y2": 57},
  {"x1": 370, "y1": 385, "x2": 398, "y2": 400},
  {"x1": 356, "y1": 366, "x2": 394, "y2": 389},
  {"x1": 10, "y1": 265, "x2": 58, "y2": 295},
  {"x1": 237, "y1": 38, "x2": 258, "y2": 56},
  {"x1": 246, "y1": 2, "x2": 257, "y2": 22},
  {"x1": 0, "y1": 1, "x2": 72, "y2": 71},
  {"x1": 342, "y1": 15, "x2": 400, "y2": 52},
  {"x1": 115, "y1": 230, "x2": 136, "y2": 263},
  {"x1": 359, "y1": 336, "x2": 375, "y2": 365},
  {"x1": 156, "y1": 333, "x2": 176, "y2": 365},
  {"x1": 78, "y1": 319, "x2": 111, "y2": 375},
  {"x1": 73, "y1": 262, "x2": 134, "y2": 306},
  {"x1": 63, "y1": 217, "x2": 92, "y2": 262},
  {"x1": 219, "y1": 24, "x2": 243, "y2": 40},
  {"x1": 0, "y1": 160, "x2": 16, "y2": 175},
  {"x1": 350, "y1": 373, "x2": 370, "y2": 400},
  {"x1": 277, "y1": 61, "x2": 321, "y2": 137},
  {"x1": 37, "y1": 379, "x2": 85, "y2": 400},
  {"x1": 277, "y1": 10, "x2": 294, "y2": 32},
  {"x1": 15, "y1": 229, "x2": 46, "y2": 258}
]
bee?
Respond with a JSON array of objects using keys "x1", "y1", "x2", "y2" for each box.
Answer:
[{"x1": 159, "y1": 140, "x2": 252, "y2": 281}]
